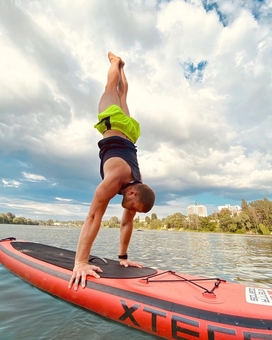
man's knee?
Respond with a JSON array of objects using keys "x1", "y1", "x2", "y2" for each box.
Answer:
[{"x1": 105, "y1": 82, "x2": 118, "y2": 92}]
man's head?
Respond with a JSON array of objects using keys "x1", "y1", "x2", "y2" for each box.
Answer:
[{"x1": 122, "y1": 183, "x2": 155, "y2": 213}]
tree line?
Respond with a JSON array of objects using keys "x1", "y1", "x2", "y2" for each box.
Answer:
[
  {"x1": 103, "y1": 198, "x2": 272, "y2": 235},
  {"x1": 0, "y1": 212, "x2": 40, "y2": 225},
  {"x1": 1, "y1": 198, "x2": 272, "y2": 235},
  {"x1": 0, "y1": 213, "x2": 83, "y2": 227},
  {"x1": 0, "y1": 213, "x2": 63, "y2": 227}
]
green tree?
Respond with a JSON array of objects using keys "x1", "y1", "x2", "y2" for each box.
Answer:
[
  {"x1": 6, "y1": 212, "x2": 16, "y2": 224},
  {"x1": 109, "y1": 216, "x2": 119, "y2": 228},
  {"x1": 228, "y1": 223, "x2": 238, "y2": 232},
  {"x1": 249, "y1": 198, "x2": 272, "y2": 231},
  {"x1": 0, "y1": 212, "x2": 40, "y2": 225},
  {"x1": 218, "y1": 209, "x2": 233, "y2": 232},
  {"x1": 200, "y1": 216, "x2": 217, "y2": 232},
  {"x1": 187, "y1": 214, "x2": 201, "y2": 230},
  {"x1": 46, "y1": 219, "x2": 54, "y2": 226},
  {"x1": 233, "y1": 211, "x2": 251, "y2": 233},
  {"x1": 30, "y1": 219, "x2": 39, "y2": 225},
  {"x1": 13, "y1": 217, "x2": 27, "y2": 225},
  {"x1": 241, "y1": 198, "x2": 249, "y2": 214},
  {"x1": 248, "y1": 206, "x2": 259, "y2": 232},
  {"x1": 258, "y1": 223, "x2": 270, "y2": 235},
  {"x1": 134, "y1": 216, "x2": 140, "y2": 223},
  {"x1": 164, "y1": 213, "x2": 185, "y2": 229},
  {"x1": 134, "y1": 220, "x2": 145, "y2": 229},
  {"x1": 151, "y1": 213, "x2": 157, "y2": 220},
  {"x1": 149, "y1": 218, "x2": 163, "y2": 230},
  {"x1": 145, "y1": 216, "x2": 151, "y2": 224},
  {"x1": 0, "y1": 213, "x2": 8, "y2": 224}
]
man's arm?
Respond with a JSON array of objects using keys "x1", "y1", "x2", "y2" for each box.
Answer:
[
  {"x1": 118, "y1": 209, "x2": 143, "y2": 268},
  {"x1": 68, "y1": 177, "x2": 120, "y2": 290}
]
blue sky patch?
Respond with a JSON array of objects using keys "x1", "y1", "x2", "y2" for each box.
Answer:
[
  {"x1": 182, "y1": 61, "x2": 208, "y2": 83},
  {"x1": 202, "y1": 1, "x2": 228, "y2": 26}
]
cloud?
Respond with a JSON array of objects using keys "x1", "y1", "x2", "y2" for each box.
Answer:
[
  {"x1": 55, "y1": 197, "x2": 73, "y2": 202},
  {"x1": 0, "y1": 196, "x2": 88, "y2": 220},
  {"x1": 22, "y1": 172, "x2": 47, "y2": 182},
  {"x1": 0, "y1": 0, "x2": 271, "y2": 220},
  {"x1": 2, "y1": 180, "x2": 21, "y2": 188}
]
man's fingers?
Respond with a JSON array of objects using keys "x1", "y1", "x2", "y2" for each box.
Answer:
[
  {"x1": 68, "y1": 278, "x2": 74, "y2": 289},
  {"x1": 134, "y1": 262, "x2": 144, "y2": 268},
  {"x1": 92, "y1": 271, "x2": 101, "y2": 279},
  {"x1": 88, "y1": 266, "x2": 102, "y2": 278},
  {"x1": 68, "y1": 273, "x2": 77, "y2": 289},
  {"x1": 68, "y1": 265, "x2": 103, "y2": 289},
  {"x1": 73, "y1": 274, "x2": 81, "y2": 291},
  {"x1": 93, "y1": 265, "x2": 103, "y2": 273},
  {"x1": 119, "y1": 260, "x2": 144, "y2": 268}
]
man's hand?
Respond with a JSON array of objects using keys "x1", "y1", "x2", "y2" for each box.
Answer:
[
  {"x1": 119, "y1": 259, "x2": 143, "y2": 268},
  {"x1": 68, "y1": 263, "x2": 103, "y2": 291}
]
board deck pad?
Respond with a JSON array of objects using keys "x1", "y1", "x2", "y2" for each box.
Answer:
[{"x1": 11, "y1": 241, "x2": 157, "y2": 279}]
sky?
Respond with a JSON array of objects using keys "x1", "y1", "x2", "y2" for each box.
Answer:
[{"x1": 0, "y1": 0, "x2": 272, "y2": 221}]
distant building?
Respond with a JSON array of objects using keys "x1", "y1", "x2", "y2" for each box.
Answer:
[
  {"x1": 187, "y1": 204, "x2": 207, "y2": 217},
  {"x1": 218, "y1": 204, "x2": 241, "y2": 216}
]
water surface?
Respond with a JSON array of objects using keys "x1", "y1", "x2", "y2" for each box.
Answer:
[{"x1": 1, "y1": 225, "x2": 271, "y2": 339}]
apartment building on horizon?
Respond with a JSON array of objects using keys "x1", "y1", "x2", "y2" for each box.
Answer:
[
  {"x1": 187, "y1": 204, "x2": 207, "y2": 217},
  {"x1": 218, "y1": 204, "x2": 241, "y2": 216}
]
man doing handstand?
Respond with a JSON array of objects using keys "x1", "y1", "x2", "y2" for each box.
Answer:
[{"x1": 69, "y1": 52, "x2": 155, "y2": 290}]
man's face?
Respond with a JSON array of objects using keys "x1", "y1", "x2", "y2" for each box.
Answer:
[{"x1": 122, "y1": 196, "x2": 144, "y2": 214}]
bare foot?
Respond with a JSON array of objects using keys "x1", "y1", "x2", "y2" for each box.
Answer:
[
  {"x1": 108, "y1": 51, "x2": 125, "y2": 68},
  {"x1": 108, "y1": 51, "x2": 122, "y2": 65}
]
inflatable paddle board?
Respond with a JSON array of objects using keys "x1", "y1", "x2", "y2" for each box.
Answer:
[{"x1": 0, "y1": 237, "x2": 271, "y2": 339}]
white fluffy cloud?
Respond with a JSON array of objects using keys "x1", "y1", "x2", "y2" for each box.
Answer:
[
  {"x1": 22, "y1": 172, "x2": 46, "y2": 182},
  {"x1": 2, "y1": 180, "x2": 21, "y2": 188}
]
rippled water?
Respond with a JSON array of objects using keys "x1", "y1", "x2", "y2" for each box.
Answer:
[{"x1": 1, "y1": 225, "x2": 272, "y2": 339}]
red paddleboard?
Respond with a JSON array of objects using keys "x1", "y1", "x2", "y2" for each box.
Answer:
[{"x1": 1, "y1": 238, "x2": 271, "y2": 340}]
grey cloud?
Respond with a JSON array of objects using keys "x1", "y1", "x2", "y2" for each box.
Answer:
[
  {"x1": 0, "y1": 2, "x2": 100, "y2": 117},
  {"x1": 0, "y1": 83, "x2": 71, "y2": 138},
  {"x1": 0, "y1": 1, "x2": 102, "y2": 186},
  {"x1": 100, "y1": 1, "x2": 161, "y2": 49}
]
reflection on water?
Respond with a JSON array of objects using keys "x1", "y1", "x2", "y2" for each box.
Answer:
[{"x1": 0, "y1": 225, "x2": 272, "y2": 339}]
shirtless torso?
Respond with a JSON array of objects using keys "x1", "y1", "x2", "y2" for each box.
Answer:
[{"x1": 103, "y1": 129, "x2": 133, "y2": 143}]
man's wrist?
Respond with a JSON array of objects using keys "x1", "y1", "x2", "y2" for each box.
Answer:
[
  {"x1": 75, "y1": 261, "x2": 88, "y2": 266},
  {"x1": 118, "y1": 253, "x2": 128, "y2": 260}
]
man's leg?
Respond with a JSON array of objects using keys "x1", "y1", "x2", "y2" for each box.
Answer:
[
  {"x1": 98, "y1": 52, "x2": 122, "y2": 113},
  {"x1": 118, "y1": 64, "x2": 130, "y2": 117}
]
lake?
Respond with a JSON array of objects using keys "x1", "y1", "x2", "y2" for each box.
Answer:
[{"x1": 1, "y1": 224, "x2": 272, "y2": 340}]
